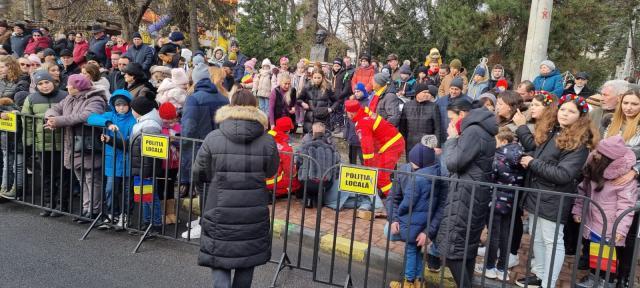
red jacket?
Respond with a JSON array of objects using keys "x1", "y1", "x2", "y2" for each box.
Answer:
[
  {"x1": 73, "y1": 40, "x2": 89, "y2": 65},
  {"x1": 351, "y1": 65, "x2": 375, "y2": 93},
  {"x1": 266, "y1": 130, "x2": 301, "y2": 196},
  {"x1": 106, "y1": 44, "x2": 128, "y2": 60},
  {"x1": 24, "y1": 37, "x2": 50, "y2": 55},
  {"x1": 352, "y1": 108, "x2": 404, "y2": 166}
]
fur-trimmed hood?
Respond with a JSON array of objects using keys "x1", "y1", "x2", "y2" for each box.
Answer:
[
  {"x1": 215, "y1": 105, "x2": 269, "y2": 144},
  {"x1": 0, "y1": 97, "x2": 14, "y2": 106}
]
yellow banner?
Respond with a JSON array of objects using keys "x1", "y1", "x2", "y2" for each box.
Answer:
[
  {"x1": 141, "y1": 134, "x2": 169, "y2": 159},
  {"x1": 339, "y1": 165, "x2": 378, "y2": 195},
  {"x1": 0, "y1": 112, "x2": 17, "y2": 132}
]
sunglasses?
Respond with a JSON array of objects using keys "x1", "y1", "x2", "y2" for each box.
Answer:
[{"x1": 20, "y1": 63, "x2": 31, "y2": 67}]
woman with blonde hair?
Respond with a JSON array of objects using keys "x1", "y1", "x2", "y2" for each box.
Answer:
[
  {"x1": 297, "y1": 65, "x2": 336, "y2": 133},
  {"x1": 268, "y1": 73, "x2": 296, "y2": 128}
]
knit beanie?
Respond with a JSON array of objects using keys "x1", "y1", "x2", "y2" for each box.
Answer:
[
  {"x1": 191, "y1": 63, "x2": 210, "y2": 84},
  {"x1": 496, "y1": 79, "x2": 508, "y2": 91},
  {"x1": 479, "y1": 92, "x2": 497, "y2": 106},
  {"x1": 374, "y1": 72, "x2": 391, "y2": 86},
  {"x1": 345, "y1": 99, "x2": 362, "y2": 113},
  {"x1": 355, "y1": 83, "x2": 368, "y2": 98},
  {"x1": 262, "y1": 58, "x2": 272, "y2": 68},
  {"x1": 274, "y1": 117, "x2": 294, "y2": 133},
  {"x1": 399, "y1": 64, "x2": 412, "y2": 75},
  {"x1": 595, "y1": 135, "x2": 637, "y2": 179},
  {"x1": 169, "y1": 31, "x2": 185, "y2": 42},
  {"x1": 408, "y1": 141, "x2": 436, "y2": 168},
  {"x1": 244, "y1": 58, "x2": 257, "y2": 70},
  {"x1": 150, "y1": 65, "x2": 171, "y2": 77},
  {"x1": 192, "y1": 55, "x2": 205, "y2": 66},
  {"x1": 28, "y1": 54, "x2": 41, "y2": 65},
  {"x1": 130, "y1": 96, "x2": 156, "y2": 116},
  {"x1": 33, "y1": 70, "x2": 54, "y2": 84},
  {"x1": 540, "y1": 60, "x2": 556, "y2": 71},
  {"x1": 158, "y1": 102, "x2": 177, "y2": 120},
  {"x1": 131, "y1": 32, "x2": 142, "y2": 39},
  {"x1": 113, "y1": 97, "x2": 129, "y2": 107},
  {"x1": 171, "y1": 68, "x2": 189, "y2": 85},
  {"x1": 474, "y1": 66, "x2": 486, "y2": 77},
  {"x1": 451, "y1": 77, "x2": 464, "y2": 90},
  {"x1": 67, "y1": 74, "x2": 92, "y2": 91}
]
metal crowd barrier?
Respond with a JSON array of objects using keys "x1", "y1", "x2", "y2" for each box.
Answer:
[{"x1": 1, "y1": 113, "x2": 638, "y2": 288}]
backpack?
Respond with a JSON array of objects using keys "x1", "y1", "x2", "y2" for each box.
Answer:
[{"x1": 298, "y1": 138, "x2": 340, "y2": 183}]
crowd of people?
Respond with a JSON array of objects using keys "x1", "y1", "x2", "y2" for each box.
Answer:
[{"x1": 1, "y1": 19, "x2": 640, "y2": 288}]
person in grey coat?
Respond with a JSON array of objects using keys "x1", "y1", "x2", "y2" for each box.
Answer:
[
  {"x1": 192, "y1": 92, "x2": 279, "y2": 288},
  {"x1": 124, "y1": 33, "x2": 156, "y2": 73},
  {"x1": 371, "y1": 71, "x2": 402, "y2": 127},
  {"x1": 435, "y1": 100, "x2": 497, "y2": 288}
]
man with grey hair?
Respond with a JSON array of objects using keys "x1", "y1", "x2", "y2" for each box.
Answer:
[{"x1": 590, "y1": 79, "x2": 629, "y2": 135}]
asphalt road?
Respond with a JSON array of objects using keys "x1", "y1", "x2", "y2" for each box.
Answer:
[{"x1": 0, "y1": 201, "x2": 362, "y2": 288}]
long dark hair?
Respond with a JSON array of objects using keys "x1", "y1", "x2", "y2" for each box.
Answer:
[{"x1": 583, "y1": 152, "x2": 614, "y2": 192}]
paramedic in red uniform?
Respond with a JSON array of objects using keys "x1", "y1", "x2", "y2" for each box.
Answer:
[{"x1": 344, "y1": 99, "x2": 405, "y2": 197}]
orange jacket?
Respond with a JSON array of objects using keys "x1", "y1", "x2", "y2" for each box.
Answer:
[
  {"x1": 351, "y1": 65, "x2": 375, "y2": 93},
  {"x1": 352, "y1": 108, "x2": 404, "y2": 166}
]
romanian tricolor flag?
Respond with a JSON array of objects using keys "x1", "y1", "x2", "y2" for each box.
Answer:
[
  {"x1": 133, "y1": 176, "x2": 154, "y2": 203},
  {"x1": 589, "y1": 231, "x2": 617, "y2": 273},
  {"x1": 241, "y1": 73, "x2": 253, "y2": 85}
]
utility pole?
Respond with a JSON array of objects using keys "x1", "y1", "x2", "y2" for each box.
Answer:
[
  {"x1": 521, "y1": 0, "x2": 553, "y2": 82},
  {"x1": 189, "y1": 0, "x2": 199, "y2": 51}
]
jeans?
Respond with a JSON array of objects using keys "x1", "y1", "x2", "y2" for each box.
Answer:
[
  {"x1": 529, "y1": 214, "x2": 565, "y2": 288},
  {"x1": 74, "y1": 167, "x2": 103, "y2": 215},
  {"x1": 211, "y1": 267, "x2": 255, "y2": 288},
  {"x1": 1, "y1": 149, "x2": 23, "y2": 190},
  {"x1": 486, "y1": 212, "x2": 512, "y2": 270},
  {"x1": 383, "y1": 222, "x2": 424, "y2": 281},
  {"x1": 105, "y1": 176, "x2": 129, "y2": 216},
  {"x1": 143, "y1": 189, "x2": 162, "y2": 226},
  {"x1": 258, "y1": 97, "x2": 269, "y2": 116}
]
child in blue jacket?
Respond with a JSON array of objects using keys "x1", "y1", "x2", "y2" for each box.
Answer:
[
  {"x1": 387, "y1": 137, "x2": 448, "y2": 287},
  {"x1": 87, "y1": 89, "x2": 137, "y2": 228}
]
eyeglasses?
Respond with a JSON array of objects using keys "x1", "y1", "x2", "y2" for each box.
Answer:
[{"x1": 20, "y1": 63, "x2": 31, "y2": 67}]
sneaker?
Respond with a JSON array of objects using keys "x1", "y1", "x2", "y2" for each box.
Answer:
[
  {"x1": 515, "y1": 275, "x2": 542, "y2": 288},
  {"x1": 426, "y1": 253, "x2": 441, "y2": 272},
  {"x1": 389, "y1": 279, "x2": 414, "y2": 288},
  {"x1": 0, "y1": 186, "x2": 6, "y2": 195},
  {"x1": 508, "y1": 253, "x2": 520, "y2": 268},
  {"x1": 181, "y1": 223, "x2": 201, "y2": 239},
  {"x1": 474, "y1": 264, "x2": 497, "y2": 279},
  {"x1": 477, "y1": 246, "x2": 486, "y2": 256},
  {"x1": 115, "y1": 214, "x2": 126, "y2": 230},
  {"x1": 0, "y1": 186, "x2": 16, "y2": 199},
  {"x1": 495, "y1": 269, "x2": 510, "y2": 281},
  {"x1": 96, "y1": 216, "x2": 111, "y2": 230},
  {"x1": 186, "y1": 217, "x2": 200, "y2": 228}
]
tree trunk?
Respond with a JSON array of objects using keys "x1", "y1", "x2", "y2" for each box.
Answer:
[
  {"x1": 189, "y1": 0, "x2": 199, "y2": 50},
  {"x1": 303, "y1": 0, "x2": 319, "y2": 32}
]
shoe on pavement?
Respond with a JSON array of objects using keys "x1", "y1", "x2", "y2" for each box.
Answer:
[
  {"x1": 181, "y1": 224, "x2": 201, "y2": 239},
  {"x1": 576, "y1": 274, "x2": 597, "y2": 288},
  {"x1": 389, "y1": 279, "x2": 414, "y2": 288},
  {"x1": 508, "y1": 253, "x2": 520, "y2": 268},
  {"x1": 474, "y1": 264, "x2": 497, "y2": 279},
  {"x1": 515, "y1": 275, "x2": 542, "y2": 288},
  {"x1": 477, "y1": 246, "x2": 486, "y2": 257},
  {"x1": 495, "y1": 269, "x2": 510, "y2": 281},
  {"x1": 0, "y1": 186, "x2": 16, "y2": 199},
  {"x1": 186, "y1": 217, "x2": 200, "y2": 228}
]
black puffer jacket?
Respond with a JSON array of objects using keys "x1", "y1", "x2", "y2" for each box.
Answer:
[
  {"x1": 516, "y1": 125, "x2": 588, "y2": 224},
  {"x1": 194, "y1": 105, "x2": 279, "y2": 269},
  {"x1": 399, "y1": 99, "x2": 442, "y2": 150},
  {"x1": 436, "y1": 108, "x2": 497, "y2": 259},
  {"x1": 297, "y1": 84, "x2": 337, "y2": 133}
]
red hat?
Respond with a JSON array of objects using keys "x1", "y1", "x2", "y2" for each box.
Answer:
[
  {"x1": 496, "y1": 79, "x2": 508, "y2": 90},
  {"x1": 274, "y1": 117, "x2": 294, "y2": 132},
  {"x1": 158, "y1": 102, "x2": 177, "y2": 120},
  {"x1": 345, "y1": 99, "x2": 362, "y2": 113}
]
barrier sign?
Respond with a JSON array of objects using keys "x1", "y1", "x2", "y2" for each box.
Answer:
[
  {"x1": 0, "y1": 112, "x2": 17, "y2": 132},
  {"x1": 141, "y1": 134, "x2": 169, "y2": 159},
  {"x1": 339, "y1": 165, "x2": 378, "y2": 195}
]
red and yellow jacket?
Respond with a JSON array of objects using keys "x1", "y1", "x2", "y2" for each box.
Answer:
[
  {"x1": 266, "y1": 130, "x2": 301, "y2": 196},
  {"x1": 352, "y1": 108, "x2": 404, "y2": 166}
]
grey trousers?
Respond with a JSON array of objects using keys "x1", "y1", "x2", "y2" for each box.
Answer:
[
  {"x1": 74, "y1": 167, "x2": 102, "y2": 214},
  {"x1": 211, "y1": 267, "x2": 255, "y2": 288}
]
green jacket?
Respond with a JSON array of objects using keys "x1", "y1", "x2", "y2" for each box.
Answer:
[{"x1": 22, "y1": 90, "x2": 68, "y2": 152}]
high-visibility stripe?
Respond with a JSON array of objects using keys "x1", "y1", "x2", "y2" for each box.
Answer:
[
  {"x1": 364, "y1": 107, "x2": 370, "y2": 115},
  {"x1": 362, "y1": 153, "x2": 374, "y2": 160},
  {"x1": 380, "y1": 182, "x2": 393, "y2": 193},
  {"x1": 374, "y1": 85, "x2": 387, "y2": 96},
  {"x1": 266, "y1": 172, "x2": 284, "y2": 185},
  {"x1": 372, "y1": 116, "x2": 382, "y2": 131},
  {"x1": 379, "y1": 133, "x2": 402, "y2": 153},
  {"x1": 267, "y1": 130, "x2": 277, "y2": 136}
]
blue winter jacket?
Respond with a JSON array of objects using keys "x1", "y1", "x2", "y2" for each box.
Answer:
[
  {"x1": 388, "y1": 163, "x2": 448, "y2": 243},
  {"x1": 533, "y1": 69, "x2": 564, "y2": 97},
  {"x1": 89, "y1": 35, "x2": 109, "y2": 67},
  {"x1": 87, "y1": 89, "x2": 136, "y2": 177},
  {"x1": 181, "y1": 78, "x2": 229, "y2": 140},
  {"x1": 124, "y1": 44, "x2": 156, "y2": 72}
]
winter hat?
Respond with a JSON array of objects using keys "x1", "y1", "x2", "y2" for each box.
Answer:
[
  {"x1": 474, "y1": 66, "x2": 486, "y2": 77},
  {"x1": 191, "y1": 63, "x2": 210, "y2": 84},
  {"x1": 43, "y1": 48, "x2": 56, "y2": 57},
  {"x1": 559, "y1": 94, "x2": 589, "y2": 114},
  {"x1": 169, "y1": 68, "x2": 188, "y2": 85},
  {"x1": 450, "y1": 59, "x2": 462, "y2": 70},
  {"x1": 408, "y1": 141, "x2": 436, "y2": 168},
  {"x1": 192, "y1": 54, "x2": 205, "y2": 66},
  {"x1": 169, "y1": 31, "x2": 185, "y2": 42},
  {"x1": 594, "y1": 135, "x2": 636, "y2": 179},
  {"x1": 274, "y1": 117, "x2": 294, "y2": 133},
  {"x1": 450, "y1": 77, "x2": 464, "y2": 90},
  {"x1": 415, "y1": 83, "x2": 437, "y2": 97},
  {"x1": 279, "y1": 57, "x2": 289, "y2": 65},
  {"x1": 479, "y1": 92, "x2": 497, "y2": 106},
  {"x1": 345, "y1": 99, "x2": 362, "y2": 113},
  {"x1": 261, "y1": 58, "x2": 272, "y2": 68},
  {"x1": 575, "y1": 72, "x2": 589, "y2": 80},
  {"x1": 131, "y1": 32, "x2": 142, "y2": 40},
  {"x1": 333, "y1": 57, "x2": 343, "y2": 66},
  {"x1": 60, "y1": 49, "x2": 73, "y2": 57},
  {"x1": 374, "y1": 72, "x2": 391, "y2": 86},
  {"x1": 355, "y1": 82, "x2": 368, "y2": 98},
  {"x1": 540, "y1": 60, "x2": 556, "y2": 71},
  {"x1": 399, "y1": 64, "x2": 412, "y2": 75},
  {"x1": 130, "y1": 96, "x2": 156, "y2": 116},
  {"x1": 33, "y1": 70, "x2": 54, "y2": 84},
  {"x1": 417, "y1": 66, "x2": 429, "y2": 75},
  {"x1": 13, "y1": 21, "x2": 26, "y2": 31},
  {"x1": 181, "y1": 48, "x2": 193, "y2": 63},
  {"x1": 111, "y1": 89, "x2": 132, "y2": 103},
  {"x1": 425, "y1": 48, "x2": 442, "y2": 66},
  {"x1": 244, "y1": 58, "x2": 257, "y2": 70},
  {"x1": 496, "y1": 79, "x2": 508, "y2": 91},
  {"x1": 123, "y1": 63, "x2": 145, "y2": 79},
  {"x1": 150, "y1": 65, "x2": 171, "y2": 77},
  {"x1": 67, "y1": 74, "x2": 93, "y2": 92},
  {"x1": 159, "y1": 44, "x2": 177, "y2": 55},
  {"x1": 158, "y1": 102, "x2": 178, "y2": 120},
  {"x1": 28, "y1": 55, "x2": 41, "y2": 65},
  {"x1": 359, "y1": 54, "x2": 371, "y2": 62}
]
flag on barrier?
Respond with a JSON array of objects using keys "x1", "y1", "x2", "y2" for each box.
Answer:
[
  {"x1": 589, "y1": 231, "x2": 617, "y2": 273},
  {"x1": 133, "y1": 176, "x2": 154, "y2": 203}
]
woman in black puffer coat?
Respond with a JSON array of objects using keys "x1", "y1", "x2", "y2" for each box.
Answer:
[
  {"x1": 297, "y1": 67, "x2": 337, "y2": 133},
  {"x1": 192, "y1": 90, "x2": 279, "y2": 288}
]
